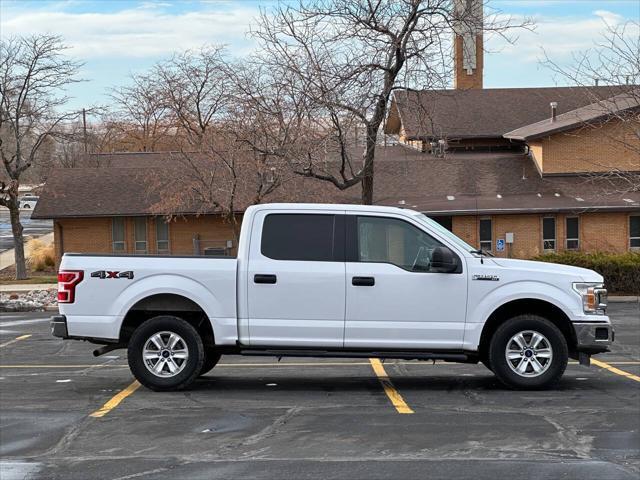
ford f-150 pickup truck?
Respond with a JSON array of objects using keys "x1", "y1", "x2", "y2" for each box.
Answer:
[{"x1": 51, "y1": 203, "x2": 613, "y2": 391}]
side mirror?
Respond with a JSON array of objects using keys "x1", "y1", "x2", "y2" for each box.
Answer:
[{"x1": 430, "y1": 246, "x2": 458, "y2": 273}]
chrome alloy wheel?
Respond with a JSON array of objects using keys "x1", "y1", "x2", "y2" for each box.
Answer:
[
  {"x1": 143, "y1": 331, "x2": 189, "y2": 378},
  {"x1": 505, "y1": 330, "x2": 553, "y2": 378}
]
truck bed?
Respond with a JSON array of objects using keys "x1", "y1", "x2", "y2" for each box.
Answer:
[{"x1": 58, "y1": 253, "x2": 238, "y2": 341}]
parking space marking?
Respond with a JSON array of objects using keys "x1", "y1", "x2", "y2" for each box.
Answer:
[
  {"x1": 89, "y1": 380, "x2": 141, "y2": 418},
  {"x1": 0, "y1": 334, "x2": 31, "y2": 348},
  {"x1": 591, "y1": 358, "x2": 640, "y2": 383},
  {"x1": 369, "y1": 358, "x2": 414, "y2": 414}
]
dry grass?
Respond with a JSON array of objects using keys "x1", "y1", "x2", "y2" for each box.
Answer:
[{"x1": 26, "y1": 238, "x2": 56, "y2": 272}]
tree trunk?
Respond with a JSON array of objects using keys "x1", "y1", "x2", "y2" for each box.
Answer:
[
  {"x1": 9, "y1": 200, "x2": 27, "y2": 280},
  {"x1": 361, "y1": 130, "x2": 377, "y2": 205}
]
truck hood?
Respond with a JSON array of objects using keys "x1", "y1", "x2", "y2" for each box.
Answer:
[{"x1": 489, "y1": 258, "x2": 603, "y2": 282}]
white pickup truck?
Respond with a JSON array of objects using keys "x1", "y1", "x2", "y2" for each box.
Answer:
[{"x1": 51, "y1": 203, "x2": 613, "y2": 391}]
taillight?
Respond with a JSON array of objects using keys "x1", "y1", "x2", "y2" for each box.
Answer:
[{"x1": 58, "y1": 270, "x2": 84, "y2": 303}]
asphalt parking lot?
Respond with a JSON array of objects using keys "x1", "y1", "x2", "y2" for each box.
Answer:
[{"x1": 1, "y1": 303, "x2": 639, "y2": 480}]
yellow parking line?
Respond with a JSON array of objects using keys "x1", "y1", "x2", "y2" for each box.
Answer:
[
  {"x1": 90, "y1": 380, "x2": 141, "y2": 418},
  {"x1": 591, "y1": 358, "x2": 640, "y2": 383},
  {"x1": 369, "y1": 358, "x2": 414, "y2": 414},
  {"x1": 0, "y1": 334, "x2": 31, "y2": 348}
]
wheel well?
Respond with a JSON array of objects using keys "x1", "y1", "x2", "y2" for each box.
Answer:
[
  {"x1": 478, "y1": 299, "x2": 576, "y2": 360},
  {"x1": 119, "y1": 294, "x2": 215, "y2": 347}
]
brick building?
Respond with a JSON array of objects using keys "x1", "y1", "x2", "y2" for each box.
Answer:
[{"x1": 32, "y1": 0, "x2": 640, "y2": 261}]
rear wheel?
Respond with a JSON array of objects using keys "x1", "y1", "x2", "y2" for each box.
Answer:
[
  {"x1": 128, "y1": 315, "x2": 204, "y2": 391},
  {"x1": 199, "y1": 347, "x2": 221, "y2": 377},
  {"x1": 489, "y1": 314, "x2": 568, "y2": 389}
]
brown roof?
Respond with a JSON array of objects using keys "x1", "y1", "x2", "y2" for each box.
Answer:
[
  {"x1": 504, "y1": 91, "x2": 640, "y2": 141},
  {"x1": 32, "y1": 147, "x2": 640, "y2": 219},
  {"x1": 387, "y1": 85, "x2": 633, "y2": 140}
]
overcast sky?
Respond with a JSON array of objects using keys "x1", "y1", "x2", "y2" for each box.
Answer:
[{"x1": 1, "y1": 0, "x2": 639, "y2": 111}]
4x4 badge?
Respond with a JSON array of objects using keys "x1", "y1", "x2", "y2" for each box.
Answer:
[{"x1": 91, "y1": 270, "x2": 134, "y2": 280}]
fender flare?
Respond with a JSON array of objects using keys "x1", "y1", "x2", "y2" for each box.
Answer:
[
  {"x1": 465, "y1": 280, "x2": 579, "y2": 349},
  {"x1": 112, "y1": 274, "x2": 226, "y2": 339}
]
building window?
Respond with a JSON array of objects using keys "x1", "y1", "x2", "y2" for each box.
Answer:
[
  {"x1": 566, "y1": 217, "x2": 579, "y2": 250},
  {"x1": 155, "y1": 218, "x2": 170, "y2": 254},
  {"x1": 543, "y1": 217, "x2": 556, "y2": 251},
  {"x1": 432, "y1": 216, "x2": 453, "y2": 232},
  {"x1": 112, "y1": 218, "x2": 125, "y2": 252},
  {"x1": 479, "y1": 218, "x2": 492, "y2": 252},
  {"x1": 630, "y1": 216, "x2": 640, "y2": 249},
  {"x1": 134, "y1": 217, "x2": 147, "y2": 254}
]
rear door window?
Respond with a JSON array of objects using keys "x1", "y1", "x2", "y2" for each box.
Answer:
[{"x1": 261, "y1": 214, "x2": 343, "y2": 261}]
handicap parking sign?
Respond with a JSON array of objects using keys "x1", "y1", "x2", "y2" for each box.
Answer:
[{"x1": 496, "y1": 239, "x2": 505, "y2": 252}]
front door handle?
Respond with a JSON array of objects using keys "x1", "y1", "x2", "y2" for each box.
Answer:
[
  {"x1": 352, "y1": 276, "x2": 375, "y2": 287},
  {"x1": 254, "y1": 274, "x2": 277, "y2": 284}
]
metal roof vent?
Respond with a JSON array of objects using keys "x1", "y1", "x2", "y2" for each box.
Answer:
[
  {"x1": 550, "y1": 102, "x2": 558, "y2": 122},
  {"x1": 575, "y1": 197, "x2": 585, "y2": 202},
  {"x1": 447, "y1": 195, "x2": 455, "y2": 201}
]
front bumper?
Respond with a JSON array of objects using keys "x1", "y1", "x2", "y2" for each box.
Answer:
[
  {"x1": 51, "y1": 315, "x2": 69, "y2": 339},
  {"x1": 573, "y1": 321, "x2": 614, "y2": 354}
]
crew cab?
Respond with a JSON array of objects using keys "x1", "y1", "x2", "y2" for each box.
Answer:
[{"x1": 51, "y1": 203, "x2": 613, "y2": 391}]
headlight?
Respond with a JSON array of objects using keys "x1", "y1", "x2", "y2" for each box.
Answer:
[{"x1": 573, "y1": 282, "x2": 607, "y2": 314}]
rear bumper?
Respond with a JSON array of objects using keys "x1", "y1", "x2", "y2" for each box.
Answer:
[
  {"x1": 51, "y1": 315, "x2": 69, "y2": 339},
  {"x1": 573, "y1": 321, "x2": 614, "y2": 354}
]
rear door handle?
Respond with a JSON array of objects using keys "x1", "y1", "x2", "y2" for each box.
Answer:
[
  {"x1": 254, "y1": 274, "x2": 277, "y2": 284},
  {"x1": 352, "y1": 276, "x2": 375, "y2": 287}
]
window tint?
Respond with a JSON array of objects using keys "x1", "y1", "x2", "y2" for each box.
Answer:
[
  {"x1": 630, "y1": 216, "x2": 640, "y2": 248},
  {"x1": 261, "y1": 214, "x2": 336, "y2": 261},
  {"x1": 357, "y1": 216, "x2": 445, "y2": 271},
  {"x1": 479, "y1": 218, "x2": 492, "y2": 251},
  {"x1": 543, "y1": 217, "x2": 556, "y2": 250},
  {"x1": 134, "y1": 217, "x2": 147, "y2": 253},
  {"x1": 566, "y1": 217, "x2": 579, "y2": 250},
  {"x1": 156, "y1": 218, "x2": 170, "y2": 253},
  {"x1": 112, "y1": 218, "x2": 125, "y2": 252}
]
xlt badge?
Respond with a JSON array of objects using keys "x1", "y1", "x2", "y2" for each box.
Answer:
[{"x1": 472, "y1": 274, "x2": 499, "y2": 281}]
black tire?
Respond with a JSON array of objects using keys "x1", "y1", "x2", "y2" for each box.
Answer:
[
  {"x1": 489, "y1": 314, "x2": 568, "y2": 390},
  {"x1": 128, "y1": 315, "x2": 204, "y2": 391},
  {"x1": 199, "y1": 347, "x2": 221, "y2": 377},
  {"x1": 480, "y1": 356, "x2": 493, "y2": 372}
]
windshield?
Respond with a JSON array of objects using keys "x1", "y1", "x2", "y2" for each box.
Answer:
[{"x1": 413, "y1": 213, "x2": 477, "y2": 254}]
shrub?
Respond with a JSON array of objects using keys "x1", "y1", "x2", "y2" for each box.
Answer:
[
  {"x1": 533, "y1": 251, "x2": 640, "y2": 294},
  {"x1": 26, "y1": 238, "x2": 56, "y2": 272}
]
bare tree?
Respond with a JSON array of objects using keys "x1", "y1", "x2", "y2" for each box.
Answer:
[
  {"x1": 543, "y1": 20, "x2": 640, "y2": 194},
  {"x1": 108, "y1": 72, "x2": 172, "y2": 152},
  {"x1": 0, "y1": 34, "x2": 82, "y2": 279},
  {"x1": 246, "y1": 0, "x2": 523, "y2": 204},
  {"x1": 155, "y1": 46, "x2": 231, "y2": 149},
  {"x1": 148, "y1": 132, "x2": 287, "y2": 241}
]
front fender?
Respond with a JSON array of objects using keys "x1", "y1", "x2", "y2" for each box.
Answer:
[{"x1": 463, "y1": 280, "x2": 581, "y2": 350}]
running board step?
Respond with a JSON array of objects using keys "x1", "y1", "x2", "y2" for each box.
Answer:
[{"x1": 239, "y1": 349, "x2": 468, "y2": 361}]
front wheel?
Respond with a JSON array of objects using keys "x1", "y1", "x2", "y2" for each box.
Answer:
[
  {"x1": 199, "y1": 347, "x2": 221, "y2": 377},
  {"x1": 489, "y1": 314, "x2": 568, "y2": 389},
  {"x1": 128, "y1": 315, "x2": 204, "y2": 391}
]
